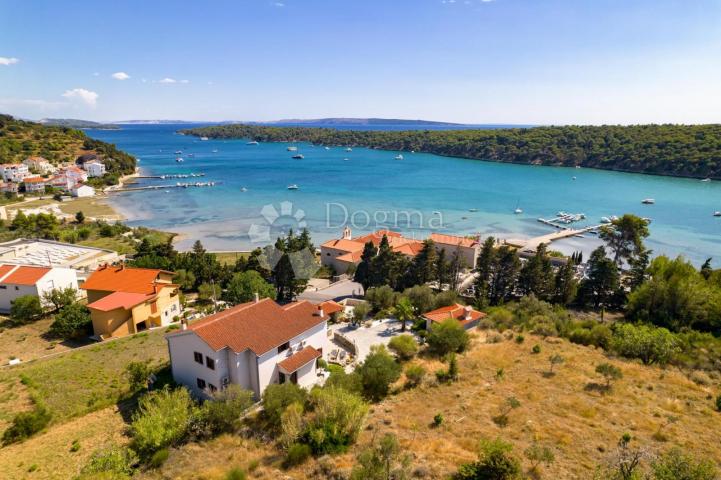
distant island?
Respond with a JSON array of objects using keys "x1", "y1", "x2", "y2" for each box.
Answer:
[
  {"x1": 259, "y1": 117, "x2": 465, "y2": 126},
  {"x1": 181, "y1": 123, "x2": 721, "y2": 180},
  {"x1": 39, "y1": 118, "x2": 120, "y2": 130}
]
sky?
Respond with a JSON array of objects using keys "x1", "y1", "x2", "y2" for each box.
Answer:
[{"x1": 1, "y1": 0, "x2": 720, "y2": 124}]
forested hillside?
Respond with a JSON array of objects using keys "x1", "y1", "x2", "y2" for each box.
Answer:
[
  {"x1": 0, "y1": 114, "x2": 135, "y2": 179},
  {"x1": 183, "y1": 123, "x2": 721, "y2": 179}
]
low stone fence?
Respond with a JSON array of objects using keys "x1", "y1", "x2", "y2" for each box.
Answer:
[{"x1": 332, "y1": 330, "x2": 358, "y2": 356}]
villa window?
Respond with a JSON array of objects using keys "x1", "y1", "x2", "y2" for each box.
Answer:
[
  {"x1": 193, "y1": 352, "x2": 203, "y2": 364},
  {"x1": 208, "y1": 384, "x2": 217, "y2": 393},
  {"x1": 197, "y1": 378, "x2": 206, "y2": 389},
  {"x1": 206, "y1": 356, "x2": 215, "y2": 370},
  {"x1": 278, "y1": 342, "x2": 290, "y2": 354}
]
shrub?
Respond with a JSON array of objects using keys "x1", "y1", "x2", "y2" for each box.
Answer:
[
  {"x1": 302, "y1": 386, "x2": 369, "y2": 454},
  {"x1": 356, "y1": 345, "x2": 402, "y2": 401},
  {"x1": 78, "y1": 446, "x2": 138, "y2": 479},
  {"x1": 223, "y1": 270, "x2": 276, "y2": 304},
  {"x1": 611, "y1": 323, "x2": 680, "y2": 365},
  {"x1": 285, "y1": 443, "x2": 312, "y2": 467},
  {"x1": 49, "y1": 303, "x2": 92, "y2": 339},
  {"x1": 352, "y1": 303, "x2": 371, "y2": 325},
  {"x1": 317, "y1": 358, "x2": 328, "y2": 370},
  {"x1": 2, "y1": 404, "x2": 52, "y2": 445},
  {"x1": 595, "y1": 363, "x2": 623, "y2": 390},
  {"x1": 350, "y1": 433, "x2": 411, "y2": 480},
  {"x1": 426, "y1": 319, "x2": 470, "y2": 357},
  {"x1": 194, "y1": 385, "x2": 254, "y2": 437},
  {"x1": 325, "y1": 367, "x2": 363, "y2": 395},
  {"x1": 42, "y1": 286, "x2": 78, "y2": 311},
  {"x1": 280, "y1": 402, "x2": 305, "y2": 449},
  {"x1": 531, "y1": 344, "x2": 541, "y2": 354},
  {"x1": 130, "y1": 387, "x2": 195, "y2": 457},
  {"x1": 524, "y1": 442, "x2": 555, "y2": 472},
  {"x1": 125, "y1": 361, "x2": 152, "y2": 392},
  {"x1": 225, "y1": 468, "x2": 247, "y2": 480},
  {"x1": 262, "y1": 383, "x2": 308, "y2": 430},
  {"x1": 10, "y1": 295, "x2": 43, "y2": 323},
  {"x1": 650, "y1": 447, "x2": 717, "y2": 480},
  {"x1": 455, "y1": 438, "x2": 521, "y2": 480},
  {"x1": 716, "y1": 395, "x2": 721, "y2": 412},
  {"x1": 149, "y1": 448, "x2": 169, "y2": 468},
  {"x1": 433, "y1": 413, "x2": 444, "y2": 427},
  {"x1": 492, "y1": 397, "x2": 520, "y2": 428},
  {"x1": 515, "y1": 334, "x2": 525, "y2": 344},
  {"x1": 388, "y1": 334, "x2": 418, "y2": 361},
  {"x1": 405, "y1": 364, "x2": 426, "y2": 388}
]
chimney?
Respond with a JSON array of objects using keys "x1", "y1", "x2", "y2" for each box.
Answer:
[
  {"x1": 464, "y1": 305, "x2": 473, "y2": 321},
  {"x1": 317, "y1": 305, "x2": 324, "y2": 317},
  {"x1": 254, "y1": 292, "x2": 259, "y2": 303}
]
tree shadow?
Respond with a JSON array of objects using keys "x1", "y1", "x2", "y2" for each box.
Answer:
[
  {"x1": 116, "y1": 365, "x2": 176, "y2": 425},
  {"x1": 584, "y1": 382, "x2": 610, "y2": 395}
]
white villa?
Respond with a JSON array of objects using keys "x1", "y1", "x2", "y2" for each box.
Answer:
[
  {"x1": 0, "y1": 163, "x2": 30, "y2": 183},
  {"x1": 0, "y1": 264, "x2": 78, "y2": 313},
  {"x1": 167, "y1": 297, "x2": 329, "y2": 399},
  {"x1": 83, "y1": 160, "x2": 106, "y2": 178}
]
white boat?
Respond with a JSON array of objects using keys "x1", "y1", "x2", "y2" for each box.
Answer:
[
  {"x1": 240, "y1": 187, "x2": 248, "y2": 192},
  {"x1": 175, "y1": 157, "x2": 184, "y2": 163},
  {"x1": 343, "y1": 158, "x2": 349, "y2": 161},
  {"x1": 432, "y1": 211, "x2": 441, "y2": 215},
  {"x1": 174, "y1": 150, "x2": 182, "y2": 154},
  {"x1": 345, "y1": 147, "x2": 352, "y2": 152},
  {"x1": 701, "y1": 178, "x2": 711, "y2": 182},
  {"x1": 642, "y1": 198, "x2": 655, "y2": 205},
  {"x1": 514, "y1": 208, "x2": 523, "y2": 214},
  {"x1": 212, "y1": 149, "x2": 218, "y2": 153},
  {"x1": 600, "y1": 217, "x2": 611, "y2": 224},
  {"x1": 714, "y1": 211, "x2": 721, "y2": 217},
  {"x1": 287, "y1": 184, "x2": 299, "y2": 190},
  {"x1": 292, "y1": 154, "x2": 304, "y2": 159},
  {"x1": 395, "y1": 154, "x2": 404, "y2": 160},
  {"x1": 324, "y1": 146, "x2": 331, "y2": 150},
  {"x1": 572, "y1": 176, "x2": 577, "y2": 180},
  {"x1": 187, "y1": 153, "x2": 194, "y2": 157},
  {"x1": 468, "y1": 208, "x2": 478, "y2": 212},
  {"x1": 200, "y1": 136, "x2": 209, "y2": 141},
  {"x1": 287, "y1": 146, "x2": 298, "y2": 152},
  {"x1": 247, "y1": 141, "x2": 259, "y2": 145}
]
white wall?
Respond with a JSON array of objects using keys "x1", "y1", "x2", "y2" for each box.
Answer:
[
  {"x1": 167, "y1": 332, "x2": 227, "y2": 398},
  {"x1": 160, "y1": 297, "x2": 181, "y2": 326},
  {"x1": 0, "y1": 267, "x2": 78, "y2": 313}
]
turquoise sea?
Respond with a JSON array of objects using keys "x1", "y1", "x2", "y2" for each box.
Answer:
[{"x1": 88, "y1": 124, "x2": 721, "y2": 265}]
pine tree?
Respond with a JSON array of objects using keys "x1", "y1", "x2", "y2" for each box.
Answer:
[
  {"x1": 518, "y1": 243, "x2": 554, "y2": 300},
  {"x1": 554, "y1": 260, "x2": 578, "y2": 305},
  {"x1": 370, "y1": 235, "x2": 394, "y2": 287},
  {"x1": 580, "y1": 247, "x2": 621, "y2": 309},
  {"x1": 436, "y1": 249, "x2": 449, "y2": 288},
  {"x1": 491, "y1": 246, "x2": 521, "y2": 304},
  {"x1": 409, "y1": 239, "x2": 437, "y2": 286},
  {"x1": 354, "y1": 241, "x2": 376, "y2": 291},
  {"x1": 474, "y1": 237, "x2": 496, "y2": 307}
]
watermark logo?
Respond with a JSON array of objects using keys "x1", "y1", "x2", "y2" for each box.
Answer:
[
  {"x1": 248, "y1": 201, "x2": 317, "y2": 279},
  {"x1": 248, "y1": 201, "x2": 307, "y2": 244}
]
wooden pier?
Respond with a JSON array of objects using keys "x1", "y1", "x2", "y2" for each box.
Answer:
[{"x1": 520, "y1": 224, "x2": 602, "y2": 252}]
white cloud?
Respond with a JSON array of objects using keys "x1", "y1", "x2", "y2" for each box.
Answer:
[
  {"x1": 273, "y1": 2, "x2": 285, "y2": 6},
  {"x1": 111, "y1": 71, "x2": 130, "y2": 80},
  {"x1": 0, "y1": 57, "x2": 19, "y2": 66},
  {"x1": 180, "y1": 79, "x2": 190, "y2": 84},
  {"x1": 92, "y1": 72, "x2": 100, "y2": 77},
  {"x1": 158, "y1": 77, "x2": 177, "y2": 84},
  {"x1": 61, "y1": 88, "x2": 99, "y2": 107}
]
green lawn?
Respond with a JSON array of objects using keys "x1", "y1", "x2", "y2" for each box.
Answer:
[{"x1": 0, "y1": 327, "x2": 171, "y2": 428}]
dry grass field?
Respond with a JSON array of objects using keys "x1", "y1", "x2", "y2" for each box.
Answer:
[{"x1": 138, "y1": 331, "x2": 721, "y2": 480}]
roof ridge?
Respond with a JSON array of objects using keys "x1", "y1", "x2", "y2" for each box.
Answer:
[{"x1": 192, "y1": 297, "x2": 274, "y2": 331}]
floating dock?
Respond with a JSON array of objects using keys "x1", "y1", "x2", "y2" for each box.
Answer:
[
  {"x1": 111, "y1": 181, "x2": 220, "y2": 192},
  {"x1": 137, "y1": 173, "x2": 206, "y2": 180}
]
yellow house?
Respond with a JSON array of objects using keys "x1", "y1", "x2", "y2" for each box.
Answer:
[{"x1": 82, "y1": 265, "x2": 180, "y2": 339}]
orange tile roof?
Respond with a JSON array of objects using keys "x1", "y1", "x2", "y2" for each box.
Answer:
[
  {"x1": 429, "y1": 233, "x2": 479, "y2": 249},
  {"x1": 81, "y1": 266, "x2": 175, "y2": 294},
  {"x1": 87, "y1": 291, "x2": 154, "y2": 312},
  {"x1": 0, "y1": 265, "x2": 52, "y2": 285},
  {"x1": 423, "y1": 303, "x2": 486, "y2": 327},
  {"x1": 320, "y1": 300, "x2": 344, "y2": 315},
  {"x1": 177, "y1": 298, "x2": 327, "y2": 355},
  {"x1": 336, "y1": 250, "x2": 363, "y2": 263},
  {"x1": 23, "y1": 176, "x2": 46, "y2": 183},
  {"x1": 277, "y1": 346, "x2": 321, "y2": 373},
  {"x1": 320, "y1": 238, "x2": 365, "y2": 251},
  {"x1": 0, "y1": 265, "x2": 15, "y2": 279}
]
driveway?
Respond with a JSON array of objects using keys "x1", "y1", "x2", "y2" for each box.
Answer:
[{"x1": 328, "y1": 318, "x2": 417, "y2": 364}]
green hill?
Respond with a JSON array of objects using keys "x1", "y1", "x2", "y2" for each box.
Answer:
[
  {"x1": 182, "y1": 123, "x2": 721, "y2": 179},
  {"x1": 0, "y1": 114, "x2": 136, "y2": 183}
]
